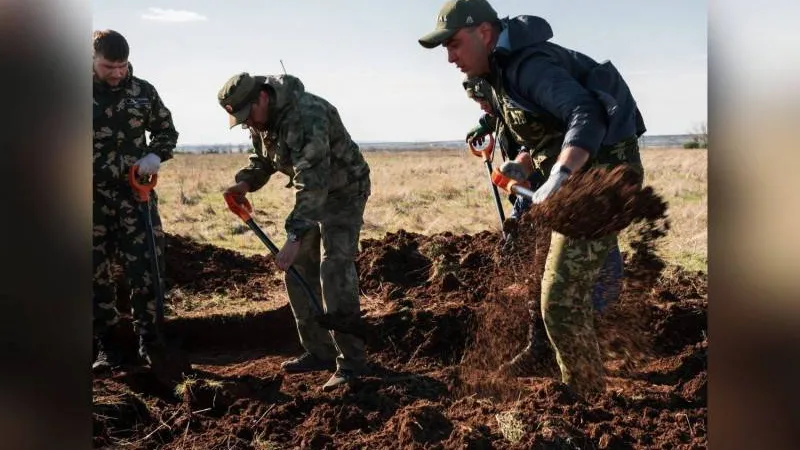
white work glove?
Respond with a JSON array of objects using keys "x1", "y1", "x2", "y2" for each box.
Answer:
[
  {"x1": 529, "y1": 162, "x2": 572, "y2": 204},
  {"x1": 135, "y1": 153, "x2": 161, "y2": 175}
]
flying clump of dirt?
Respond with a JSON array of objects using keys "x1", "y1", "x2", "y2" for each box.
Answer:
[{"x1": 531, "y1": 165, "x2": 669, "y2": 240}]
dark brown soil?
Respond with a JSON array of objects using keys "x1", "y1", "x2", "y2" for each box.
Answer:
[
  {"x1": 164, "y1": 234, "x2": 278, "y2": 300},
  {"x1": 93, "y1": 167, "x2": 706, "y2": 449}
]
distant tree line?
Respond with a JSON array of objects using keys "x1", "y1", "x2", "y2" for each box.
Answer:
[
  {"x1": 683, "y1": 121, "x2": 708, "y2": 149},
  {"x1": 173, "y1": 144, "x2": 255, "y2": 154}
]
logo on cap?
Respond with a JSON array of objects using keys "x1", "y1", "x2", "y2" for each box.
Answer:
[{"x1": 465, "y1": 16, "x2": 473, "y2": 24}]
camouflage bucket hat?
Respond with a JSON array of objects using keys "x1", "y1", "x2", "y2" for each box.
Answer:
[
  {"x1": 463, "y1": 77, "x2": 492, "y2": 101},
  {"x1": 218, "y1": 72, "x2": 266, "y2": 129},
  {"x1": 418, "y1": 0, "x2": 498, "y2": 49}
]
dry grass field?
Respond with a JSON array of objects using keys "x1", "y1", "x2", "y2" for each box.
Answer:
[{"x1": 155, "y1": 148, "x2": 707, "y2": 272}]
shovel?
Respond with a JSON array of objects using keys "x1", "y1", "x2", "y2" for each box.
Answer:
[
  {"x1": 129, "y1": 165, "x2": 191, "y2": 381},
  {"x1": 468, "y1": 133, "x2": 508, "y2": 240},
  {"x1": 223, "y1": 192, "x2": 367, "y2": 341},
  {"x1": 489, "y1": 167, "x2": 538, "y2": 201}
]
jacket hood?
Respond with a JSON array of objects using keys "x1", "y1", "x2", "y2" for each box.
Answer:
[{"x1": 493, "y1": 15, "x2": 553, "y2": 57}]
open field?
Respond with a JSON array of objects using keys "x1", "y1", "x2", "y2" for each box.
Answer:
[{"x1": 156, "y1": 148, "x2": 707, "y2": 271}]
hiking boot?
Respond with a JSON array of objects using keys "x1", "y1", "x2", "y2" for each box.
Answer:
[
  {"x1": 281, "y1": 352, "x2": 336, "y2": 373},
  {"x1": 499, "y1": 160, "x2": 529, "y2": 182},
  {"x1": 322, "y1": 368, "x2": 357, "y2": 392},
  {"x1": 92, "y1": 334, "x2": 122, "y2": 373}
]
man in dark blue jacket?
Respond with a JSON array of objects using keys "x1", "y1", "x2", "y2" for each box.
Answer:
[{"x1": 420, "y1": 0, "x2": 645, "y2": 397}]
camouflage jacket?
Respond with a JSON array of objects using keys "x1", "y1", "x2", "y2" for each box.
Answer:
[
  {"x1": 234, "y1": 75, "x2": 370, "y2": 237},
  {"x1": 476, "y1": 113, "x2": 522, "y2": 161},
  {"x1": 93, "y1": 64, "x2": 178, "y2": 188}
]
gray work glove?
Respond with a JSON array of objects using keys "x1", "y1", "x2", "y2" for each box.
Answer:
[
  {"x1": 530, "y1": 162, "x2": 572, "y2": 204},
  {"x1": 135, "y1": 153, "x2": 161, "y2": 175}
]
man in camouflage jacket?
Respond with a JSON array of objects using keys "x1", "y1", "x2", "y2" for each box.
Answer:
[
  {"x1": 92, "y1": 30, "x2": 178, "y2": 372},
  {"x1": 219, "y1": 72, "x2": 371, "y2": 392}
]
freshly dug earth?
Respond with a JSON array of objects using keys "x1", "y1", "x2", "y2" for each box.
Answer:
[
  {"x1": 533, "y1": 165, "x2": 667, "y2": 240},
  {"x1": 94, "y1": 171, "x2": 706, "y2": 449}
]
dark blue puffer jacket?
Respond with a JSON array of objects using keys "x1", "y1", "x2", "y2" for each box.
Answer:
[{"x1": 490, "y1": 15, "x2": 646, "y2": 156}]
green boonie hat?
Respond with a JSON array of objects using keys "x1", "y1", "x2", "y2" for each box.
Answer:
[
  {"x1": 418, "y1": 0, "x2": 498, "y2": 49},
  {"x1": 218, "y1": 72, "x2": 266, "y2": 129},
  {"x1": 462, "y1": 77, "x2": 492, "y2": 100}
]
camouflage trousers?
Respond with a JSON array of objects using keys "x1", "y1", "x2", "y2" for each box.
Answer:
[
  {"x1": 541, "y1": 232, "x2": 618, "y2": 396},
  {"x1": 285, "y1": 178, "x2": 371, "y2": 372},
  {"x1": 540, "y1": 137, "x2": 644, "y2": 397},
  {"x1": 93, "y1": 184, "x2": 166, "y2": 339}
]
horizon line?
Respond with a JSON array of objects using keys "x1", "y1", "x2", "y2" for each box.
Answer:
[{"x1": 174, "y1": 133, "x2": 697, "y2": 148}]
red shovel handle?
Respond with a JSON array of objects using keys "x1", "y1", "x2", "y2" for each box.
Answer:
[
  {"x1": 223, "y1": 192, "x2": 253, "y2": 222},
  {"x1": 129, "y1": 165, "x2": 157, "y2": 203},
  {"x1": 468, "y1": 133, "x2": 496, "y2": 161},
  {"x1": 490, "y1": 167, "x2": 514, "y2": 193}
]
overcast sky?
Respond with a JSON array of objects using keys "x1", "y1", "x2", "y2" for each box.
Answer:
[{"x1": 92, "y1": 0, "x2": 708, "y2": 145}]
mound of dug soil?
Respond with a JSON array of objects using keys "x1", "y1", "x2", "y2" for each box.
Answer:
[
  {"x1": 163, "y1": 234, "x2": 276, "y2": 298},
  {"x1": 94, "y1": 168, "x2": 706, "y2": 449},
  {"x1": 111, "y1": 233, "x2": 281, "y2": 312}
]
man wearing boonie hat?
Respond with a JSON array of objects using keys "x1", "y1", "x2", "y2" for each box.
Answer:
[{"x1": 218, "y1": 72, "x2": 372, "y2": 392}]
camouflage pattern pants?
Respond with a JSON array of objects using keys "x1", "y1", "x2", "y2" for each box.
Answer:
[
  {"x1": 93, "y1": 184, "x2": 165, "y2": 339},
  {"x1": 285, "y1": 178, "x2": 370, "y2": 372},
  {"x1": 541, "y1": 232, "x2": 618, "y2": 396},
  {"x1": 540, "y1": 137, "x2": 644, "y2": 397}
]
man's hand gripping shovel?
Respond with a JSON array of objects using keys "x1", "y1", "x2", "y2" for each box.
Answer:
[
  {"x1": 223, "y1": 193, "x2": 367, "y2": 342},
  {"x1": 129, "y1": 166, "x2": 192, "y2": 383},
  {"x1": 468, "y1": 134, "x2": 510, "y2": 242},
  {"x1": 489, "y1": 168, "x2": 538, "y2": 202}
]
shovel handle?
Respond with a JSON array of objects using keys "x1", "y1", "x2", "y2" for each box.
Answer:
[
  {"x1": 468, "y1": 133, "x2": 496, "y2": 161},
  {"x1": 129, "y1": 165, "x2": 158, "y2": 203},
  {"x1": 491, "y1": 167, "x2": 536, "y2": 198},
  {"x1": 223, "y1": 192, "x2": 253, "y2": 222},
  {"x1": 222, "y1": 192, "x2": 355, "y2": 344}
]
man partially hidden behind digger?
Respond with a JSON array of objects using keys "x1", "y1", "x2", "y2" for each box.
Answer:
[
  {"x1": 92, "y1": 30, "x2": 179, "y2": 372},
  {"x1": 421, "y1": 0, "x2": 645, "y2": 397},
  {"x1": 218, "y1": 72, "x2": 371, "y2": 391}
]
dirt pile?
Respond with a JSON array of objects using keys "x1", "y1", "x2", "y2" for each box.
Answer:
[
  {"x1": 164, "y1": 234, "x2": 278, "y2": 300},
  {"x1": 93, "y1": 168, "x2": 706, "y2": 449}
]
